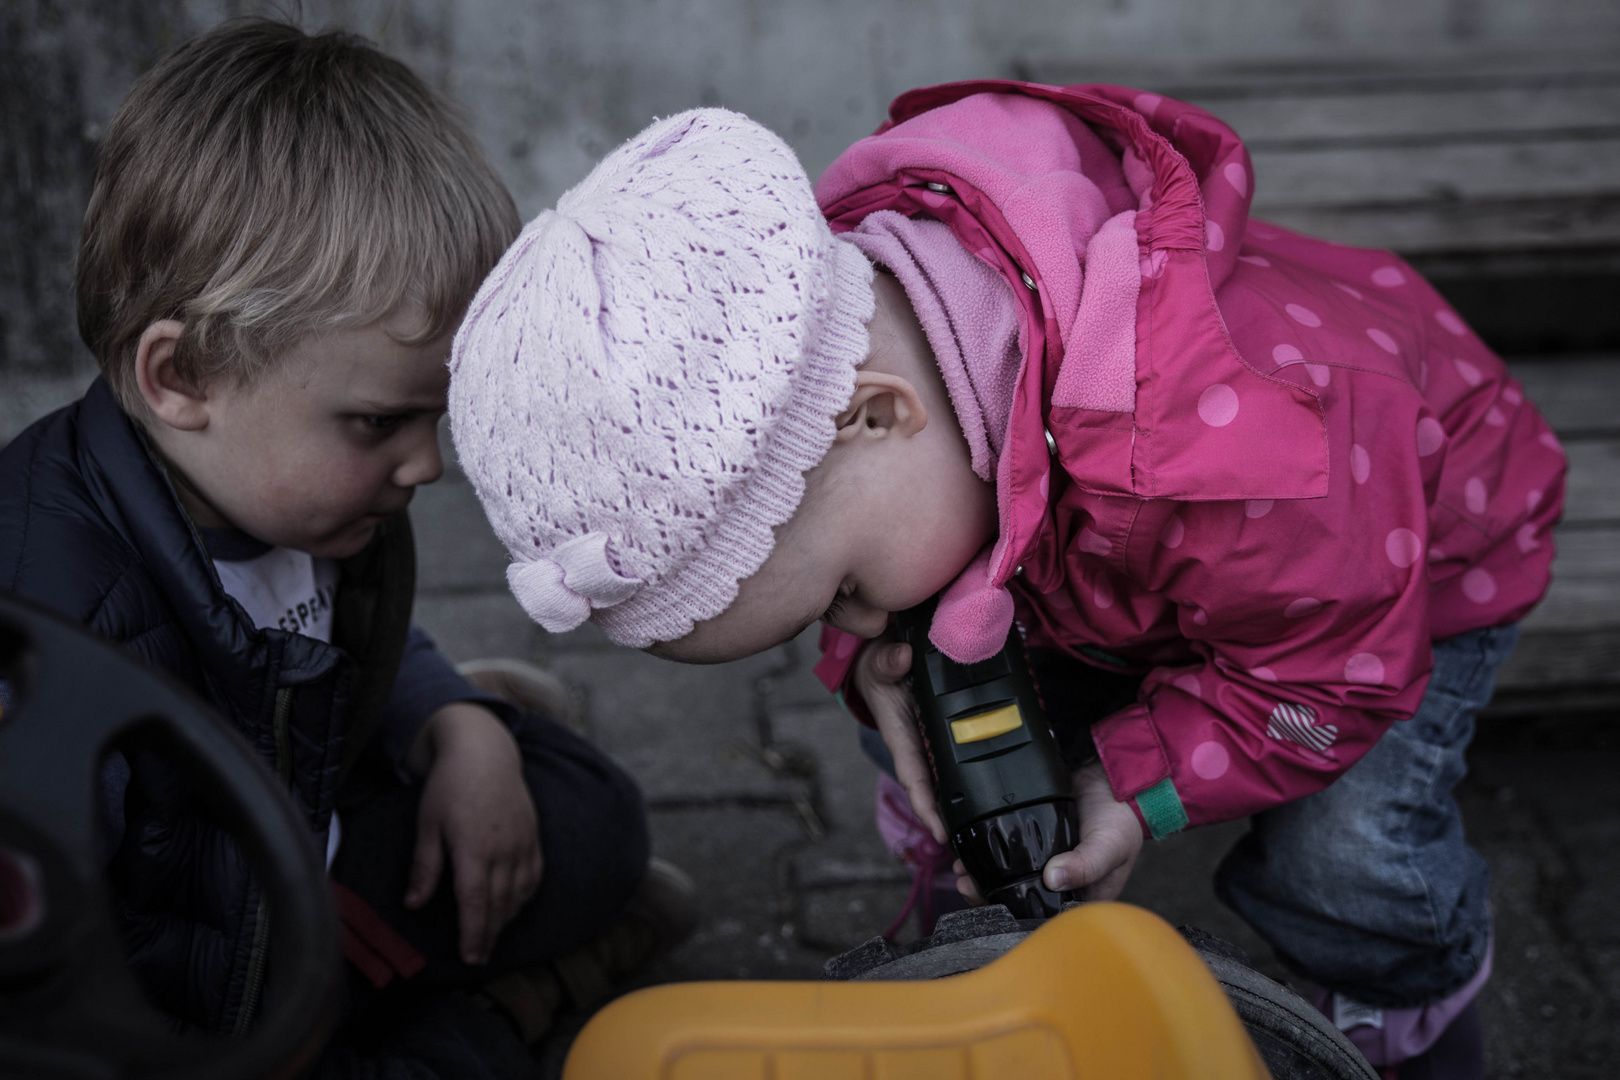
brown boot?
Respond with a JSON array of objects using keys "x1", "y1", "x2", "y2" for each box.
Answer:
[
  {"x1": 474, "y1": 967, "x2": 565, "y2": 1046},
  {"x1": 551, "y1": 856, "x2": 699, "y2": 1009},
  {"x1": 474, "y1": 858, "x2": 698, "y2": 1046}
]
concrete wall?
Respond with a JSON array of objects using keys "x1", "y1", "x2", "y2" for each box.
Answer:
[{"x1": 4, "y1": 0, "x2": 1619, "y2": 433}]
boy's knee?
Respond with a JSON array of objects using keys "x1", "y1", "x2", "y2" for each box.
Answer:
[
  {"x1": 511, "y1": 711, "x2": 649, "y2": 886},
  {"x1": 566, "y1": 752, "x2": 651, "y2": 893}
]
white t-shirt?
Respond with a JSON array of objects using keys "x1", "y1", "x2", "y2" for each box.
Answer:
[
  {"x1": 212, "y1": 544, "x2": 343, "y2": 868},
  {"x1": 212, "y1": 546, "x2": 340, "y2": 643}
]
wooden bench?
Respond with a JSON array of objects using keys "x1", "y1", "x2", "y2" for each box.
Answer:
[
  {"x1": 1495, "y1": 358, "x2": 1619, "y2": 714},
  {"x1": 1020, "y1": 52, "x2": 1620, "y2": 715},
  {"x1": 1019, "y1": 53, "x2": 1620, "y2": 252}
]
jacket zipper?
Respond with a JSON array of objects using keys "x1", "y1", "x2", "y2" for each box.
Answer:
[{"x1": 233, "y1": 685, "x2": 293, "y2": 1035}]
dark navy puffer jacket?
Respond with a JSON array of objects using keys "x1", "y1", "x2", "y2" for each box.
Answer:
[{"x1": 0, "y1": 380, "x2": 486, "y2": 1034}]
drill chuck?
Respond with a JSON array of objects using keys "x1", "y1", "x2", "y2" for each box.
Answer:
[{"x1": 895, "y1": 598, "x2": 1079, "y2": 919}]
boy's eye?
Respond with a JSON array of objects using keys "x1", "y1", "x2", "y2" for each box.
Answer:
[{"x1": 357, "y1": 413, "x2": 410, "y2": 435}]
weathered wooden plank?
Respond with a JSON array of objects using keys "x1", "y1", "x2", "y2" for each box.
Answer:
[
  {"x1": 1507, "y1": 357, "x2": 1620, "y2": 437},
  {"x1": 1493, "y1": 522, "x2": 1620, "y2": 700},
  {"x1": 1023, "y1": 52, "x2": 1620, "y2": 102},
  {"x1": 1521, "y1": 526, "x2": 1620, "y2": 632},
  {"x1": 1249, "y1": 139, "x2": 1620, "y2": 210},
  {"x1": 1561, "y1": 441, "x2": 1620, "y2": 525},
  {"x1": 1248, "y1": 135, "x2": 1620, "y2": 252},
  {"x1": 1203, "y1": 86, "x2": 1620, "y2": 148},
  {"x1": 1257, "y1": 195, "x2": 1620, "y2": 254},
  {"x1": 1491, "y1": 625, "x2": 1620, "y2": 702},
  {"x1": 1026, "y1": 55, "x2": 1620, "y2": 258}
]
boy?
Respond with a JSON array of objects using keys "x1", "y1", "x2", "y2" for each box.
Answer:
[
  {"x1": 0, "y1": 20, "x2": 681, "y2": 1074},
  {"x1": 450, "y1": 95, "x2": 1563, "y2": 1078}
]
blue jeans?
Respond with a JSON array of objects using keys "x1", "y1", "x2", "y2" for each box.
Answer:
[{"x1": 1217, "y1": 625, "x2": 1517, "y2": 1008}]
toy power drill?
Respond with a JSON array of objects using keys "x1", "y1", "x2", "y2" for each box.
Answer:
[{"x1": 895, "y1": 597, "x2": 1080, "y2": 919}]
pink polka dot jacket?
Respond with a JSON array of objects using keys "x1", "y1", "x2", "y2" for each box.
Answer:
[{"x1": 811, "y1": 82, "x2": 1567, "y2": 838}]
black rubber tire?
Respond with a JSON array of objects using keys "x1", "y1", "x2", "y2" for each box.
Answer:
[
  {"x1": 823, "y1": 907, "x2": 1378, "y2": 1080},
  {"x1": 1194, "y1": 945, "x2": 1378, "y2": 1080}
]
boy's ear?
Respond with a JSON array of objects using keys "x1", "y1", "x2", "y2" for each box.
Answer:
[
  {"x1": 833, "y1": 370, "x2": 928, "y2": 443},
  {"x1": 133, "y1": 320, "x2": 209, "y2": 432}
]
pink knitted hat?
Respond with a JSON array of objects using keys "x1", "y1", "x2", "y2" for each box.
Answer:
[{"x1": 449, "y1": 108, "x2": 875, "y2": 647}]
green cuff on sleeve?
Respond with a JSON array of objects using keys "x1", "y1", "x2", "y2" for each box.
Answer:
[{"x1": 1135, "y1": 778, "x2": 1189, "y2": 840}]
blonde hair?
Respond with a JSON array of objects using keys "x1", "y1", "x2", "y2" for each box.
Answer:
[{"x1": 76, "y1": 18, "x2": 520, "y2": 408}]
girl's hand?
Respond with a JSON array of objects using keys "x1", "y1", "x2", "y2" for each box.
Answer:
[
  {"x1": 403, "y1": 702, "x2": 543, "y2": 965},
  {"x1": 1040, "y1": 761, "x2": 1143, "y2": 901},
  {"x1": 853, "y1": 635, "x2": 948, "y2": 844},
  {"x1": 953, "y1": 763, "x2": 1142, "y2": 904}
]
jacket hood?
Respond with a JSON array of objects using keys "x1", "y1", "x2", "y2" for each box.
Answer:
[{"x1": 817, "y1": 81, "x2": 1329, "y2": 660}]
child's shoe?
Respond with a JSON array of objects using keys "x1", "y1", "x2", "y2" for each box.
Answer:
[
  {"x1": 1390, "y1": 1002, "x2": 1485, "y2": 1080},
  {"x1": 1314, "y1": 956, "x2": 1490, "y2": 1080},
  {"x1": 457, "y1": 656, "x2": 581, "y2": 730},
  {"x1": 475, "y1": 857, "x2": 698, "y2": 1046}
]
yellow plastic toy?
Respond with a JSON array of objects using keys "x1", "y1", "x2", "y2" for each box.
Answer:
[{"x1": 563, "y1": 902, "x2": 1269, "y2": 1079}]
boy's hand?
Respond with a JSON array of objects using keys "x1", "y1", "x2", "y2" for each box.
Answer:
[
  {"x1": 954, "y1": 762, "x2": 1142, "y2": 904},
  {"x1": 403, "y1": 702, "x2": 542, "y2": 965},
  {"x1": 854, "y1": 636, "x2": 949, "y2": 845}
]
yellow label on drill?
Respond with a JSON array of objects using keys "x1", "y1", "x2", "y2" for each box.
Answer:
[{"x1": 950, "y1": 704, "x2": 1024, "y2": 744}]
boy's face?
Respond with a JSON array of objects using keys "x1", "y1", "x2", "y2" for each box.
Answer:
[
  {"x1": 142, "y1": 310, "x2": 451, "y2": 559},
  {"x1": 652, "y1": 272, "x2": 998, "y2": 664}
]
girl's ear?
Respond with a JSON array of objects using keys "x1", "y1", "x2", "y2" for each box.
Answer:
[
  {"x1": 833, "y1": 370, "x2": 929, "y2": 443},
  {"x1": 133, "y1": 320, "x2": 210, "y2": 432}
]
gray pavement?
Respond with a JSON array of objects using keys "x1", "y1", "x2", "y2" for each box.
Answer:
[{"x1": 413, "y1": 423, "x2": 1620, "y2": 1079}]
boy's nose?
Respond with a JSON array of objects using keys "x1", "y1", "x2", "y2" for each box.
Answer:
[{"x1": 394, "y1": 425, "x2": 445, "y2": 488}]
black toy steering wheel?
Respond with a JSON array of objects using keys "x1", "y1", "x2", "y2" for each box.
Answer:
[{"x1": 0, "y1": 594, "x2": 338, "y2": 1080}]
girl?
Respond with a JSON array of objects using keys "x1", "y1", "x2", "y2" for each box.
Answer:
[{"x1": 449, "y1": 85, "x2": 1564, "y2": 1079}]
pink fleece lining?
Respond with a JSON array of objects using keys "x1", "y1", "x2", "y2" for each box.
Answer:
[
  {"x1": 845, "y1": 212, "x2": 1023, "y2": 482},
  {"x1": 929, "y1": 546, "x2": 1017, "y2": 663},
  {"x1": 836, "y1": 111, "x2": 1143, "y2": 660},
  {"x1": 1051, "y1": 210, "x2": 1141, "y2": 413}
]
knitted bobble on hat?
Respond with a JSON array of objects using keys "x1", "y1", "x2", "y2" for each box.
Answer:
[
  {"x1": 508, "y1": 560, "x2": 586, "y2": 632},
  {"x1": 450, "y1": 107, "x2": 875, "y2": 648},
  {"x1": 507, "y1": 533, "x2": 640, "y2": 632}
]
